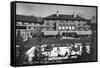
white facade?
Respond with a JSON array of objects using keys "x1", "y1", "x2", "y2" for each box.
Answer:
[{"x1": 16, "y1": 21, "x2": 42, "y2": 41}]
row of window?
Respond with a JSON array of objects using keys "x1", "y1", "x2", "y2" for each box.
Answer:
[
  {"x1": 59, "y1": 26, "x2": 75, "y2": 30},
  {"x1": 45, "y1": 22, "x2": 88, "y2": 27},
  {"x1": 58, "y1": 26, "x2": 90, "y2": 31}
]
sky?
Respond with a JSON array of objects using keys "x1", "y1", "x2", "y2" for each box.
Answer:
[{"x1": 16, "y1": 3, "x2": 97, "y2": 19}]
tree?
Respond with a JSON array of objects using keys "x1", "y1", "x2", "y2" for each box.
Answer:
[
  {"x1": 16, "y1": 30, "x2": 25, "y2": 64},
  {"x1": 16, "y1": 30, "x2": 23, "y2": 45}
]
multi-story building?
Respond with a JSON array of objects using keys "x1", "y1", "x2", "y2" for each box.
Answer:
[
  {"x1": 16, "y1": 11, "x2": 92, "y2": 41},
  {"x1": 16, "y1": 15, "x2": 43, "y2": 41},
  {"x1": 43, "y1": 11, "x2": 92, "y2": 36}
]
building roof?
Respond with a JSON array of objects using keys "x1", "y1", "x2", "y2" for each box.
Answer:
[{"x1": 44, "y1": 14, "x2": 89, "y2": 21}]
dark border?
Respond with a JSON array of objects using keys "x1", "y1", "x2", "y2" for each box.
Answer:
[
  {"x1": 10, "y1": 1, "x2": 16, "y2": 66},
  {"x1": 10, "y1": 1, "x2": 98, "y2": 67},
  {"x1": 96, "y1": 6, "x2": 98, "y2": 62}
]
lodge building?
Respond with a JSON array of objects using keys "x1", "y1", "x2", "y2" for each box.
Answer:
[
  {"x1": 43, "y1": 11, "x2": 92, "y2": 36},
  {"x1": 16, "y1": 11, "x2": 92, "y2": 41},
  {"x1": 16, "y1": 15, "x2": 43, "y2": 40}
]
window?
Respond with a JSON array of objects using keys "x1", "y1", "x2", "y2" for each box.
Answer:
[
  {"x1": 79, "y1": 28, "x2": 84, "y2": 31},
  {"x1": 62, "y1": 26, "x2": 65, "y2": 30},
  {"x1": 69, "y1": 26, "x2": 71, "y2": 30},
  {"x1": 22, "y1": 34, "x2": 24, "y2": 37},
  {"x1": 85, "y1": 28, "x2": 89, "y2": 31},
  {"x1": 34, "y1": 27, "x2": 36, "y2": 29},
  {"x1": 46, "y1": 23, "x2": 50, "y2": 25},
  {"x1": 78, "y1": 24, "x2": 81, "y2": 26},
  {"x1": 59, "y1": 26, "x2": 62, "y2": 30},
  {"x1": 66, "y1": 26, "x2": 68, "y2": 30},
  {"x1": 72, "y1": 26, "x2": 75, "y2": 30},
  {"x1": 17, "y1": 22, "x2": 22, "y2": 25},
  {"x1": 59, "y1": 23, "x2": 62, "y2": 26},
  {"x1": 83, "y1": 24, "x2": 86, "y2": 26},
  {"x1": 47, "y1": 27, "x2": 50, "y2": 30},
  {"x1": 63, "y1": 23, "x2": 65, "y2": 26},
  {"x1": 28, "y1": 26, "x2": 31, "y2": 29},
  {"x1": 62, "y1": 33, "x2": 66, "y2": 36}
]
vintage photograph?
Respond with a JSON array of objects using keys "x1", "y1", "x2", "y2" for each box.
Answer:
[{"x1": 15, "y1": 2, "x2": 97, "y2": 66}]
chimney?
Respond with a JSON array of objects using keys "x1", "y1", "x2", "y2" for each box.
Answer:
[{"x1": 56, "y1": 11, "x2": 59, "y2": 17}]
